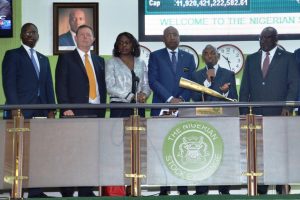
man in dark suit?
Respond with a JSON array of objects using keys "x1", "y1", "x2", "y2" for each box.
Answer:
[
  {"x1": 2, "y1": 23, "x2": 56, "y2": 198},
  {"x1": 148, "y1": 26, "x2": 196, "y2": 195},
  {"x1": 293, "y1": 48, "x2": 300, "y2": 114},
  {"x1": 239, "y1": 26, "x2": 299, "y2": 194},
  {"x1": 55, "y1": 24, "x2": 106, "y2": 197},
  {"x1": 191, "y1": 44, "x2": 237, "y2": 195},
  {"x1": 59, "y1": 9, "x2": 86, "y2": 46},
  {"x1": 148, "y1": 26, "x2": 196, "y2": 116}
]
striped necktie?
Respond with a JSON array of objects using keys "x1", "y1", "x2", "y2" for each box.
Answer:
[
  {"x1": 30, "y1": 48, "x2": 39, "y2": 78},
  {"x1": 262, "y1": 51, "x2": 270, "y2": 78},
  {"x1": 171, "y1": 51, "x2": 177, "y2": 72}
]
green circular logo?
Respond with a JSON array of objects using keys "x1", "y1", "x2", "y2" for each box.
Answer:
[{"x1": 163, "y1": 120, "x2": 223, "y2": 181}]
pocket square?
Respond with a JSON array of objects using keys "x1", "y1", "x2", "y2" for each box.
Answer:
[{"x1": 183, "y1": 67, "x2": 190, "y2": 72}]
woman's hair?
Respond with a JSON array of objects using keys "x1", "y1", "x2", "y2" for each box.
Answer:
[{"x1": 113, "y1": 32, "x2": 140, "y2": 57}]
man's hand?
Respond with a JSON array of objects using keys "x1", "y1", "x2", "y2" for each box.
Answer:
[
  {"x1": 220, "y1": 83, "x2": 231, "y2": 93},
  {"x1": 47, "y1": 111, "x2": 56, "y2": 119},
  {"x1": 281, "y1": 108, "x2": 290, "y2": 116},
  {"x1": 169, "y1": 97, "x2": 183, "y2": 113},
  {"x1": 63, "y1": 110, "x2": 75, "y2": 116},
  {"x1": 206, "y1": 69, "x2": 215, "y2": 82},
  {"x1": 137, "y1": 92, "x2": 147, "y2": 103},
  {"x1": 170, "y1": 97, "x2": 183, "y2": 104}
]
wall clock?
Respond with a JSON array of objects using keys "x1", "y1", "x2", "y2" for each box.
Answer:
[{"x1": 217, "y1": 44, "x2": 244, "y2": 74}]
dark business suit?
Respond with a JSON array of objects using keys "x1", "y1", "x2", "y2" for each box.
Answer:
[
  {"x1": 294, "y1": 48, "x2": 300, "y2": 114},
  {"x1": 240, "y1": 48, "x2": 299, "y2": 194},
  {"x1": 191, "y1": 66, "x2": 237, "y2": 195},
  {"x1": 59, "y1": 31, "x2": 75, "y2": 46},
  {"x1": 148, "y1": 48, "x2": 195, "y2": 195},
  {"x1": 2, "y1": 46, "x2": 55, "y2": 118},
  {"x1": 192, "y1": 66, "x2": 238, "y2": 102},
  {"x1": 55, "y1": 49, "x2": 106, "y2": 197},
  {"x1": 148, "y1": 48, "x2": 196, "y2": 116},
  {"x1": 2, "y1": 46, "x2": 55, "y2": 197},
  {"x1": 55, "y1": 49, "x2": 106, "y2": 118},
  {"x1": 240, "y1": 48, "x2": 299, "y2": 116}
]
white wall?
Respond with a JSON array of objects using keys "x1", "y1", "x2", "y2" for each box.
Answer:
[{"x1": 22, "y1": 0, "x2": 300, "y2": 56}]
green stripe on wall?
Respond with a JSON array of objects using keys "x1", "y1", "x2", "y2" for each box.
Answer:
[{"x1": 0, "y1": 0, "x2": 22, "y2": 105}]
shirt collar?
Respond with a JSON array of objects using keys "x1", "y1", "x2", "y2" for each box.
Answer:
[
  {"x1": 77, "y1": 48, "x2": 91, "y2": 58},
  {"x1": 167, "y1": 48, "x2": 178, "y2": 54},
  {"x1": 22, "y1": 44, "x2": 33, "y2": 52},
  {"x1": 262, "y1": 46, "x2": 278, "y2": 58},
  {"x1": 206, "y1": 63, "x2": 219, "y2": 71}
]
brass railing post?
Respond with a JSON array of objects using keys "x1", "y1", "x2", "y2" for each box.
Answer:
[
  {"x1": 243, "y1": 107, "x2": 262, "y2": 196},
  {"x1": 125, "y1": 108, "x2": 146, "y2": 197},
  {"x1": 4, "y1": 109, "x2": 29, "y2": 199}
]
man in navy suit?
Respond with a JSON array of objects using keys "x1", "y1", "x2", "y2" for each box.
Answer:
[
  {"x1": 59, "y1": 9, "x2": 86, "y2": 46},
  {"x1": 293, "y1": 48, "x2": 300, "y2": 114},
  {"x1": 192, "y1": 44, "x2": 238, "y2": 102},
  {"x1": 148, "y1": 26, "x2": 196, "y2": 195},
  {"x1": 148, "y1": 26, "x2": 196, "y2": 117},
  {"x1": 2, "y1": 23, "x2": 55, "y2": 197},
  {"x1": 240, "y1": 27, "x2": 299, "y2": 194},
  {"x1": 191, "y1": 44, "x2": 237, "y2": 195},
  {"x1": 55, "y1": 24, "x2": 106, "y2": 197}
]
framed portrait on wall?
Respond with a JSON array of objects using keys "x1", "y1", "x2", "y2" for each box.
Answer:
[{"x1": 53, "y1": 3, "x2": 99, "y2": 55}]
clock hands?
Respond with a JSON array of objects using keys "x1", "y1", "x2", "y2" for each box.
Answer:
[{"x1": 222, "y1": 55, "x2": 232, "y2": 71}]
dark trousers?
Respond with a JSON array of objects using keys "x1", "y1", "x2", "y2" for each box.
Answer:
[
  {"x1": 60, "y1": 187, "x2": 95, "y2": 197},
  {"x1": 160, "y1": 186, "x2": 188, "y2": 195},
  {"x1": 195, "y1": 185, "x2": 230, "y2": 194},
  {"x1": 110, "y1": 102, "x2": 145, "y2": 118}
]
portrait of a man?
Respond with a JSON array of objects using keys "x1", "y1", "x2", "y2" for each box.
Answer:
[
  {"x1": 58, "y1": 8, "x2": 93, "y2": 48},
  {"x1": 53, "y1": 3, "x2": 99, "y2": 54}
]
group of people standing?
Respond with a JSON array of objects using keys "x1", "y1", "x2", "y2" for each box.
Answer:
[{"x1": 1, "y1": 21, "x2": 299, "y2": 198}]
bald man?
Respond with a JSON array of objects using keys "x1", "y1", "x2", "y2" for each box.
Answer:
[{"x1": 59, "y1": 9, "x2": 86, "y2": 46}]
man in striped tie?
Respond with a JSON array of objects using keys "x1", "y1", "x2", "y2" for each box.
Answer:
[
  {"x1": 239, "y1": 26, "x2": 299, "y2": 195},
  {"x1": 2, "y1": 23, "x2": 56, "y2": 198}
]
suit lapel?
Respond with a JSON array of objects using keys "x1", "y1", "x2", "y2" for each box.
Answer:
[
  {"x1": 177, "y1": 50, "x2": 185, "y2": 73},
  {"x1": 163, "y1": 48, "x2": 175, "y2": 74},
  {"x1": 73, "y1": 50, "x2": 87, "y2": 76},
  {"x1": 254, "y1": 51, "x2": 263, "y2": 78},
  {"x1": 36, "y1": 52, "x2": 45, "y2": 80},
  {"x1": 268, "y1": 48, "x2": 282, "y2": 72},
  {"x1": 20, "y1": 46, "x2": 39, "y2": 80},
  {"x1": 91, "y1": 54, "x2": 101, "y2": 80}
]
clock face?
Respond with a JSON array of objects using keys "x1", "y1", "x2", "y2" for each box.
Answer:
[
  {"x1": 139, "y1": 45, "x2": 151, "y2": 66},
  {"x1": 179, "y1": 45, "x2": 199, "y2": 68},
  {"x1": 217, "y1": 44, "x2": 244, "y2": 74}
]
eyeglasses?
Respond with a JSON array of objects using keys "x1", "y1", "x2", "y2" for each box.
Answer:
[{"x1": 24, "y1": 31, "x2": 37, "y2": 36}]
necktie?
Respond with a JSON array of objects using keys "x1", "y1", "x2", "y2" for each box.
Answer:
[
  {"x1": 30, "y1": 48, "x2": 39, "y2": 78},
  {"x1": 262, "y1": 52, "x2": 270, "y2": 78},
  {"x1": 171, "y1": 51, "x2": 177, "y2": 72},
  {"x1": 84, "y1": 53, "x2": 97, "y2": 99}
]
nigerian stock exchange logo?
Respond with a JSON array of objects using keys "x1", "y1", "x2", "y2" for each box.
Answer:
[{"x1": 163, "y1": 120, "x2": 223, "y2": 181}]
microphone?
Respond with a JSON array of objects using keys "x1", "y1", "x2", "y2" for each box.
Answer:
[
  {"x1": 133, "y1": 76, "x2": 140, "y2": 84},
  {"x1": 207, "y1": 65, "x2": 215, "y2": 83}
]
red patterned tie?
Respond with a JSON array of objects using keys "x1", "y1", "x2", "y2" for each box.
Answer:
[{"x1": 262, "y1": 52, "x2": 270, "y2": 78}]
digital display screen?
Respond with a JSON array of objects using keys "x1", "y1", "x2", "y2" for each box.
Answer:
[
  {"x1": 0, "y1": 0, "x2": 13, "y2": 37},
  {"x1": 139, "y1": 0, "x2": 300, "y2": 41}
]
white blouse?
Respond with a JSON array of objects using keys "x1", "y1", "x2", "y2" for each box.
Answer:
[{"x1": 105, "y1": 57, "x2": 151, "y2": 102}]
